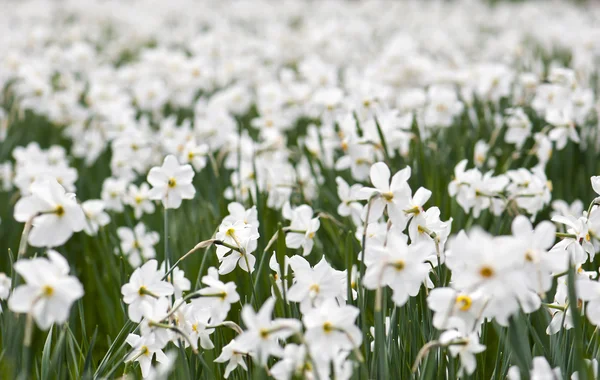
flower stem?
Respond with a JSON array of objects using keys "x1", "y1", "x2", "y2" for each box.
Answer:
[
  {"x1": 412, "y1": 340, "x2": 442, "y2": 373},
  {"x1": 556, "y1": 232, "x2": 577, "y2": 239},
  {"x1": 163, "y1": 207, "x2": 171, "y2": 284},
  {"x1": 17, "y1": 212, "x2": 41, "y2": 258},
  {"x1": 18, "y1": 313, "x2": 35, "y2": 380}
]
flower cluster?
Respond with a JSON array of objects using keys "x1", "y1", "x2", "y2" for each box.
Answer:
[{"x1": 3, "y1": 0, "x2": 600, "y2": 379}]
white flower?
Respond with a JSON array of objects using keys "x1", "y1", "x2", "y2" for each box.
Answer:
[
  {"x1": 0, "y1": 162, "x2": 13, "y2": 192},
  {"x1": 423, "y1": 86, "x2": 464, "y2": 128},
  {"x1": 14, "y1": 177, "x2": 85, "y2": 248},
  {"x1": 181, "y1": 303, "x2": 214, "y2": 351},
  {"x1": 408, "y1": 206, "x2": 452, "y2": 259},
  {"x1": 287, "y1": 256, "x2": 346, "y2": 312},
  {"x1": 214, "y1": 339, "x2": 249, "y2": 379},
  {"x1": 237, "y1": 297, "x2": 301, "y2": 365},
  {"x1": 551, "y1": 214, "x2": 594, "y2": 265},
  {"x1": 546, "y1": 279, "x2": 573, "y2": 335},
  {"x1": 363, "y1": 233, "x2": 431, "y2": 306},
  {"x1": 446, "y1": 228, "x2": 538, "y2": 326},
  {"x1": 179, "y1": 140, "x2": 208, "y2": 172},
  {"x1": 160, "y1": 262, "x2": 190, "y2": 299},
  {"x1": 577, "y1": 277, "x2": 600, "y2": 326},
  {"x1": 504, "y1": 108, "x2": 532, "y2": 149},
  {"x1": 335, "y1": 176, "x2": 363, "y2": 225},
  {"x1": 303, "y1": 298, "x2": 362, "y2": 360},
  {"x1": 215, "y1": 219, "x2": 259, "y2": 274},
  {"x1": 334, "y1": 140, "x2": 378, "y2": 181},
  {"x1": 473, "y1": 141, "x2": 489, "y2": 168},
  {"x1": 358, "y1": 162, "x2": 411, "y2": 227},
  {"x1": 283, "y1": 203, "x2": 320, "y2": 256},
  {"x1": 546, "y1": 106, "x2": 579, "y2": 150},
  {"x1": 139, "y1": 296, "x2": 173, "y2": 347},
  {"x1": 223, "y1": 202, "x2": 259, "y2": 232},
  {"x1": 270, "y1": 344, "x2": 309, "y2": 380},
  {"x1": 117, "y1": 223, "x2": 160, "y2": 268},
  {"x1": 146, "y1": 350, "x2": 177, "y2": 380},
  {"x1": 124, "y1": 183, "x2": 156, "y2": 219},
  {"x1": 269, "y1": 254, "x2": 289, "y2": 296},
  {"x1": 0, "y1": 272, "x2": 10, "y2": 313},
  {"x1": 511, "y1": 215, "x2": 564, "y2": 293},
  {"x1": 592, "y1": 176, "x2": 600, "y2": 199},
  {"x1": 125, "y1": 333, "x2": 170, "y2": 378},
  {"x1": 439, "y1": 329, "x2": 485, "y2": 376},
  {"x1": 147, "y1": 155, "x2": 196, "y2": 209},
  {"x1": 8, "y1": 251, "x2": 84, "y2": 330},
  {"x1": 193, "y1": 267, "x2": 240, "y2": 324},
  {"x1": 427, "y1": 288, "x2": 485, "y2": 334},
  {"x1": 101, "y1": 177, "x2": 128, "y2": 212},
  {"x1": 82, "y1": 199, "x2": 110, "y2": 236},
  {"x1": 121, "y1": 260, "x2": 174, "y2": 322},
  {"x1": 507, "y1": 356, "x2": 562, "y2": 380}
]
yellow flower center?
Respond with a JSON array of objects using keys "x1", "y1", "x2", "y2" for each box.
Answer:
[
  {"x1": 260, "y1": 328, "x2": 270, "y2": 339},
  {"x1": 382, "y1": 192, "x2": 394, "y2": 201},
  {"x1": 43, "y1": 285, "x2": 54, "y2": 297},
  {"x1": 525, "y1": 249, "x2": 535, "y2": 262},
  {"x1": 323, "y1": 321, "x2": 334, "y2": 333},
  {"x1": 393, "y1": 260, "x2": 405, "y2": 271},
  {"x1": 168, "y1": 178, "x2": 177, "y2": 188},
  {"x1": 55, "y1": 205, "x2": 65, "y2": 217},
  {"x1": 436, "y1": 103, "x2": 448, "y2": 113},
  {"x1": 479, "y1": 266, "x2": 494, "y2": 278},
  {"x1": 309, "y1": 284, "x2": 320, "y2": 293},
  {"x1": 138, "y1": 286, "x2": 147, "y2": 296},
  {"x1": 456, "y1": 294, "x2": 472, "y2": 311}
]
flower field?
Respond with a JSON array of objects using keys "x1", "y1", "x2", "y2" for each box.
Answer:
[{"x1": 2, "y1": 0, "x2": 600, "y2": 379}]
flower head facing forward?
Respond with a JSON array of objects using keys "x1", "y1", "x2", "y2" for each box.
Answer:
[
  {"x1": 8, "y1": 250, "x2": 84, "y2": 329},
  {"x1": 14, "y1": 177, "x2": 85, "y2": 247},
  {"x1": 147, "y1": 155, "x2": 196, "y2": 209}
]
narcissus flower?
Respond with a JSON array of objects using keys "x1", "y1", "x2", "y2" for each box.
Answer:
[
  {"x1": 363, "y1": 233, "x2": 431, "y2": 306},
  {"x1": 147, "y1": 155, "x2": 196, "y2": 209},
  {"x1": 507, "y1": 356, "x2": 562, "y2": 380},
  {"x1": 14, "y1": 177, "x2": 85, "y2": 248},
  {"x1": 124, "y1": 183, "x2": 156, "y2": 219},
  {"x1": 0, "y1": 273, "x2": 10, "y2": 312},
  {"x1": 121, "y1": 260, "x2": 174, "y2": 322},
  {"x1": 214, "y1": 339, "x2": 249, "y2": 379},
  {"x1": 8, "y1": 250, "x2": 84, "y2": 329},
  {"x1": 302, "y1": 299, "x2": 362, "y2": 360},
  {"x1": 237, "y1": 297, "x2": 301, "y2": 365},
  {"x1": 81, "y1": 199, "x2": 110, "y2": 236},
  {"x1": 125, "y1": 333, "x2": 170, "y2": 378},
  {"x1": 283, "y1": 203, "x2": 320, "y2": 256},
  {"x1": 358, "y1": 162, "x2": 411, "y2": 226},
  {"x1": 193, "y1": 267, "x2": 240, "y2": 324},
  {"x1": 439, "y1": 329, "x2": 485, "y2": 376},
  {"x1": 117, "y1": 223, "x2": 160, "y2": 268}
]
